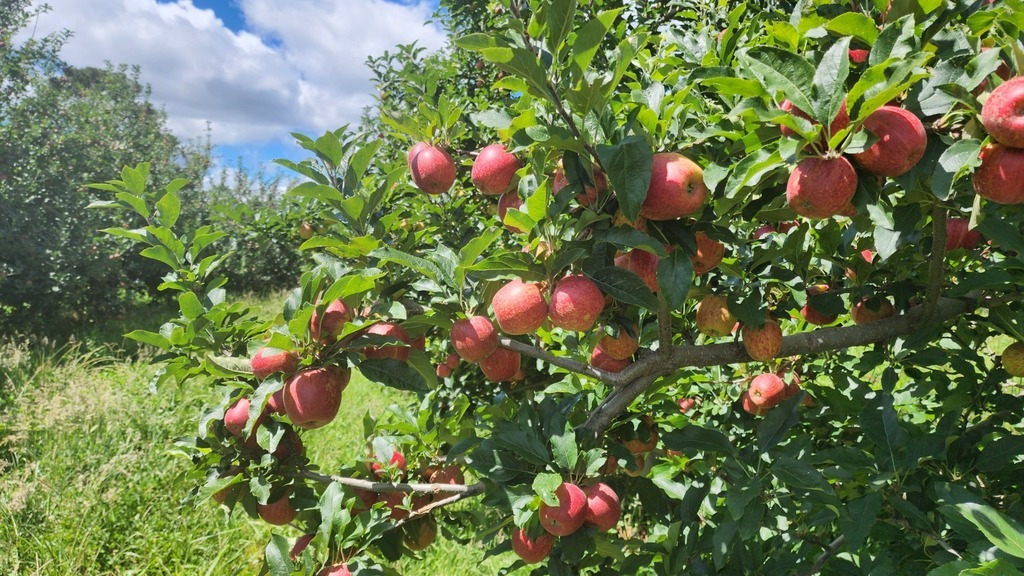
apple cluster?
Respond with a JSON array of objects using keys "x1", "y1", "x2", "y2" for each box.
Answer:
[
  {"x1": 512, "y1": 481, "x2": 621, "y2": 564},
  {"x1": 976, "y1": 76, "x2": 1024, "y2": 205}
]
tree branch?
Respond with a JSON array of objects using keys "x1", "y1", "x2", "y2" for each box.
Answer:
[
  {"x1": 296, "y1": 470, "x2": 486, "y2": 496},
  {"x1": 917, "y1": 205, "x2": 947, "y2": 327},
  {"x1": 797, "y1": 534, "x2": 845, "y2": 576},
  {"x1": 498, "y1": 335, "x2": 609, "y2": 381}
]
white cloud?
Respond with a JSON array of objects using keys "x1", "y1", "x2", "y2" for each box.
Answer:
[{"x1": 19, "y1": 0, "x2": 446, "y2": 146}]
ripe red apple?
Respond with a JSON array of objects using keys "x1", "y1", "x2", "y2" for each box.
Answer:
[
  {"x1": 851, "y1": 296, "x2": 895, "y2": 325},
  {"x1": 615, "y1": 248, "x2": 660, "y2": 292},
  {"x1": 740, "y1": 390, "x2": 764, "y2": 415},
  {"x1": 748, "y1": 373, "x2": 786, "y2": 408},
  {"x1": 445, "y1": 353, "x2": 460, "y2": 369},
  {"x1": 290, "y1": 533, "x2": 315, "y2": 561},
  {"x1": 612, "y1": 209, "x2": 649, "y2": 232},
  {"x1": 583, "y1": 482, "x2": 621, "y2": 531},
  {"x1": 981, "y1": 76, "x2": 1024, "y2": 148},
  {"x1": 362, "y1": 322, "x2": 411, "y2": 361},
  {"x1": 696, "y1": 294, "x2": 737, "y2": 337},
  {"x1": 851, "y1": 106, "x2": 928, "y2": 177},
  {"x1": 311, "y1": 299, "x2": 353, "y2": 342},
  {"x1": 511, "y1": 528, "x2": 556, "y2": 564},
  {"x1": 591, "y1": 347, "x2": 630, "y2": 372},
  {"x1": 691, "y1": 232, "x2": 724, "y2": 275},
  {"x1": 450, "y1": 315, "x2": 499, "y2": 362},
  {"x1": 539, "y1": 482, "x2": 588, "y2": 536},
  {"x1": 472, "y1": 143, "x2": 521, "y2": 195},
  {"x1": 224, "y1": 397, "x2": 266, "y2": 439},
  {"x1": 404, "y1": 516, "x2": 438, "y2": 551},
  {"x1": 973, "y1": 143, "x2": 1024, "y2": 205},
  {"x1": 283, "y1": 366, "x2": 349, "y2": 429},
  {"x1": 408, "y1": 142, "x2": 457, "y2": 194},
  {"x1": 273, "y1": 428, "x2": 305, "y2": 461},
  {"x1": 250, "y1": 347, "x2": 299, "y2": 380},
  {"x1": 597, "y1": 324, "x2": 639, "y2": 360},
  {"x1": 741, "y1": 318, "x2": 783, "y2": 362},
  {"x1": 428, "y1": 465, "x2": 465, "y2": 487},
  {"x1": 786, "y1": 156, "x2": 858, "y2": 219},
  {"x1": 639, "y1": 152, "x2": 708, "y2": 220},
  {"x1": 678, "y1": 397, "x2": 696, "y2": 413},
  {"x1": 801, "y1": 299, "x2": 839, "y2": 326},
  {"x1": 371, "y1": 449, "x2": 408, "y2": 479},
  {"x1": 945, "y1": 217, "x2": 982, "y2": 251},
  {"x1": 266, "y1": 389, "x2": 286, "y2": 415},
  {"x1": 779, "y1": 99, "x2": 849, "y2": 148},
  {"x1": 553, "y1": 161, "x2": 608, "y2": 206},
  {"x1": 848, "y1": 48, "x2": 869, "y2": 64},
  {"x1": 479, "y1": 346, "x2": 521, "y2": 381},
  {"x1": 318, "y1": 564, "x2": 352, "y2": 576},
  {"x1": 497, "y1": 191, "x2": 525, "y2": 233},
  {"x1": 548, "y1": 274, "x2": 604, "y2": 331},
  {"x1": 1001, "y1": 341, "x2": 1024, "y2": 377},
  {"x1": 257, "y1": 489, "x2": 297, "y2": 525},
  {"x1": 436, "y1": 363, "x2": 452, "y2": 377},
  {"x1": 492, "y1": 279, "x2": 548, "y2": 334}
]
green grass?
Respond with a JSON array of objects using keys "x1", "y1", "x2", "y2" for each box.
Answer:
[{"x1": 0, "y1": 305, "x2": 521, "y2": 575}]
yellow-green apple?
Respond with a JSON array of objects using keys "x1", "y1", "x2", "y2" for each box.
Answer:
[
  {"x1": 548, "y1": 274, "x2": 604, "y2": 331},
  {"x1": 472, "y1": 143, "x2": 521, "y2": 195},
  {"x1": 283, "y1": 366, "x2": 349, "y2": 429},
  {"x1": 980, "y1": 76, "x2": 1024, "y2": 148},
  {"x1": 404, "y1": 516, "x2": 438, "y2": 551},
  {"x1": 851, "y1": 106, "x2": 928, "y2": 176},
  {"x1": 257, "y1": 488, "x2": 297, "y2": 525},
  {"x1": 1002, "y1": 341, "x2": 1024, "y2": 377},
  {"x1": 591, "y1": 347, "x2": 630, "y2": 372},
  {"x1": 492, "y1": 279, "x2": 548, "y2": 334},
  {"x1": 597, "y1": 323, "x2": 639, "y2": 360},
  {"x1": 778, "y1": 99, "x2": 849, "y2": 147},
  {"x1": 497, "y1": 191, "x2": 525, "y2": 233},
  {"x1": 539, "y1": 482, "x2": 588, "y2": 536},
  {"x1": 973, "y1": 143, "x2": 1024, "y2": 205},
  {"x1": 639, "y1": 152, "x2": 708, "y2": 220},
  {"x1": 511, "y1": 528, "x2": 555, "y2": 564},
  {"x1": 741, "y1": 318, "x2": 783, "y2": 361},
  {"x1": 696, "y1": 294, "x2": 737, "y2": 337},
  {"x1": 851, "y1": 296, "x2": 895, "y2": 324},
  {"x1": 362, "y1": 322, "x2": 411, "y2": 361},
  {"x1": 583, "y1": 482, "x2": 621, "y2": 531},
  {"x1": 298, "y1": 222, "x2": 315, "y2": 240},
  {"x1": 748, "y1": 373, "x2": 786, "y2": 409},
  {"x1": 450, "y1": 315, "x2": 498, "y2": 362},
  {"x1": 691, "y1": 232, "x2": 725, "y2": 275},
  {"x1": 786, "y1": 156, "x2": 858, "y2": 219},
  {"x1": 479, "y1": 346, "x2": 521, "y2": 381},
  {"x1": 408, "y1": 142, "x2": 456, "y2": 195},
  {"x1": 311, "y1": 299, "x2": 353, "y2": 342},
  {"x1": 945, "y1": 217, "x2": 982, "y2": 251},
  {"x1": 250, "y1": 347, "x2": 299, "y2": 380}
]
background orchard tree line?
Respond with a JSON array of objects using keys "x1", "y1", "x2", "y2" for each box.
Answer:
[
  {"x1": 0, "y1": 1, "x2": 311, "y2": 336},
  {"x1": 86, "y1": 0, "x2": 1024, "y2": 575}
]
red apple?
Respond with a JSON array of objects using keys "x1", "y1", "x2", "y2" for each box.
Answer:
[
  {"x1": 408, "y1": 142, "x2": 457, "y2": 194},
  {"x1": 429, "y1": 465, "x2": 465, "y2": 486},
  {"x1": 511, "y1": 528, "x2": 556, "y2": 564},
  {"x1": 740, "y1": 390, "x2": 764, "y2": 415},
  {"x1": 266, "y1": 389, "x2": 286, "y2": 415},
  {"x1": 450, "y1": 316, "x2": 499, "y2": 362},
  {"x1": 748, "y1": 373, "x2": 786, "y2": 408},
  {"x1": 290, "y1": 533, "x2": 315, "y2": 561},
  {"x1": 445, "y1": 353, "x2": 460, "y2": 369},
  {"x1": 273, "y1": 428, "x2": 305, "y2": 461},
  {"x1": 851, "y1": 106, "x2": 928, "y2": 177},
  {"x1": 981, "y1": 76, "x2": 1024, "y2": 148},
  {"x1": 787, "y1": 156, "x2": 858, "y2": 219},
  {"x1": 311, "y1": 299, "x2": 353, "y2": 342},
  {"x1": 597, "y1": 324, "x2": 639, "y2": 360},
  {"x1": 362, "y1": 322, "x2": 411, "y2": 361},
  {"x1": 257, "y1": 489, "x2": 297, "y2": 525},
  {"x1": 250, "y1": 347, "x2": 299, "y2": 380},
  {"x1": 696, "y1": 294, "x2": 737, "y2": 337},
  {"x1": 973, "y1": 143, "x2": 1024, "y2": 205},
  {"x1": 621, "y1": 415, "x2": 658, "y2": 454},
  {"x1": 224, "y1": 397, "x2": 266, "y2": 439},
  {"x1": 283, "y1": 366, "x2": 349, "y2": 429},
  {"x1": 497, "y1": 191, "x2": 525, "y2": 232},
  {"x1": 801, "y1": 298, "x2": 839, "y2": 326},
  {"x1": 553, "y1": 161, "x2": 608, "y2": 206},
  {"x1": 372, "y1": 449, "x2": 408, "y2": 479},
  {"x1": 639, "y1": 152, "x2": 708, "y2": 220},
  {"x1": 548, "y1": 274, "x2": 604, "y2": 331},
  {"x1": 318, "y1": 564, "x2": 352, "y2": 576},
  {"x1": 436, "y1": 363, "x2": 452, "y2": 377},
  {"x1": 849, "y1": 48, "x2": 869, "y2": 64},
  {"x1": 691, "y1": 232, "x2": 725, "y2": 275},
  {"x1": 1002, "y1": 341, "x2": 1024, "y2": 377},
  {"x1": 591, "y1": 347, "x2": 630, "y2": 372},
  {"x1": 479, "y1": 347, "x2": 521, "y2": 381},
  {"x1": 539, "y1": 482, "x2": 588, "y2": 536},
  {"x1": 583, "y1": 482, "x2": 621, "y2": 531},
  {"x1": 945, "y1": 217, "x2": 982, "y2": 251},
  {"x1": 741, "y1": 317, "x2": 783, "y2": 362},
  {"x1": 851, "y1": 296, "x2": 895, "y2": 325},
  {"x1": 615, "y1": 248, "x2": 660, "y2": 292},
  {"x1": 779, "y1": 99, "x2": 849, "y2": 148},
  {"x1": 492, "y1": 279, "x2": 548, "y2": 335},
  {"x1": 404, "y1": 516, "x2": 438, "y2": 551},
  {"x1": 472, "y1": 143, "x2": 521, "y2": 195},
  {"x1": 678, "y1": 397, "x2": 696, "y2": 413}
]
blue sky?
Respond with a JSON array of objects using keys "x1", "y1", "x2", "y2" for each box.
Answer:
[{"x1": 23, "y1": 0, "x2": 446, "y2": 175}]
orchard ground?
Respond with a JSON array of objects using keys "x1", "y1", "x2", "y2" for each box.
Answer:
[{"x1": 0, "y1": 295, "x2": 526, "y2": 576}]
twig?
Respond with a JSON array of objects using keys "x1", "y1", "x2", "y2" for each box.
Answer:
[
  {"x1": 297, "y1": 470, "x2": 485, "y2": 496},
  {"x1": 797, "y1": 534, "x2": 845, "y2": 576},
  {"x1": 498, "y1": 336, "x2": 607, "y2": 380}
]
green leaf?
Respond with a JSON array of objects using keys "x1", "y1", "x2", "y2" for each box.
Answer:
[
  {"x1": 951, "y1": 502, "x2": 1024, "y2": 559},
  {"x1": 178, "y1": 292, "x2": 205, "y2": 320},
  {"x1": 139, "y1": 245, "x2": 179, "y2": 269},
  {"x1": 358, "y1": 358, "x2": 428, "y2": 393},
  {"x1": 121, "y1": 163, "x2": 149, "y2": 195},
  {"x1": 596, "y1": 136, "x2": 653, "y2": 222},
  {"x1": 825, "y1": 12, "x2": 880, "y2": 44},
  {"x1": 370, "y1": 247, "x2": 443, "y2": 286},
  {"x1": 318, "y1": 482, "x2": 345, "y2": 545},
  {"x1": 533, "y1": 472, "x2": 564, "y2": 506},
  {"x1": 657, "y1": 251, "x2": 693, "y2": 311},
  {"x1": 207, "y1": 355, "x2": 254, "y2": 375},
  {"x1": 571, "y1": 9, "x2": 622, "y2": 74},
  {"x1": 155, "y1": 191, "x2": 181, "y2": 228},
  {"x1": 314, "y1": 131, "x2": 344, "y2": 168},
  {"x1": 550, "y1": 424, "x2": 578, "y2": 471},
  {"x1": 860, "y1": 393, "x2": 908, "y2": 471},
  {"x1": 661, "y1": 425, "x2": 737, "y2": 457},
  {"x1": 465, "y1": 252, "x2": 545, "y2": 281},
  {"x1": 961, "y1": 559, "x2": 1024, "y2": 576},
  {"x1": 99, "y1": 227, "x2": 150, "y2": 244},
  {"x1": 589, "y1": 266, "x2": 659, "y2": 311},
  {"x1": 771, "y1": 456, "x2": 834, "y2": 494},
  {"x1": 841, "y1": 491, "x2": 883, "y2": 551},
  {"x1": 125, "y1": 329, "x2": 172, "y2": 350},
  {"x1": 287, "y1": 181, "x2": 345, "y2": 204},
  {"x1": 740, "y1": 46, "x2": 815, "y2": 113},
  {"x1": 932, "y1": 139, "x2": 983, "y2": 200},
  {"x1": 546, "y1": 0, "x2": 577, "y2": 53},
  {"x1": 811, "y1": 37, "x2": 851, "y2": 125},
  {"x1": 757, "y1": 393, "x2": 803, "y2": 453},
  {"x1": 264, "y1": 533, "x2": 291, "y2": 576}
]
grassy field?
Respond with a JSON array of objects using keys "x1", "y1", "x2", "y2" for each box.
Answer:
[{"x1": 0, "y1": 300, "x2": 519, "y2": 575}]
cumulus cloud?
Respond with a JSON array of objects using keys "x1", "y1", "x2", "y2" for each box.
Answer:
[{"x1": 20, "y1": 0, "x2": 446, "y2": 146}]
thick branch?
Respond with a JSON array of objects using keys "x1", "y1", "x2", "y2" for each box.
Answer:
[
  {"x1": 581, "y1": 295, "x2": 977, "y2": 436},
  {"x1": 297, "y1": 470, "x2": 485, "y2": 496}
]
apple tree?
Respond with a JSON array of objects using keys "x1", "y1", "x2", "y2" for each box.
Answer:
[{"x1": 94, "y1": 0, "x2": 1024, "y2": 574}]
